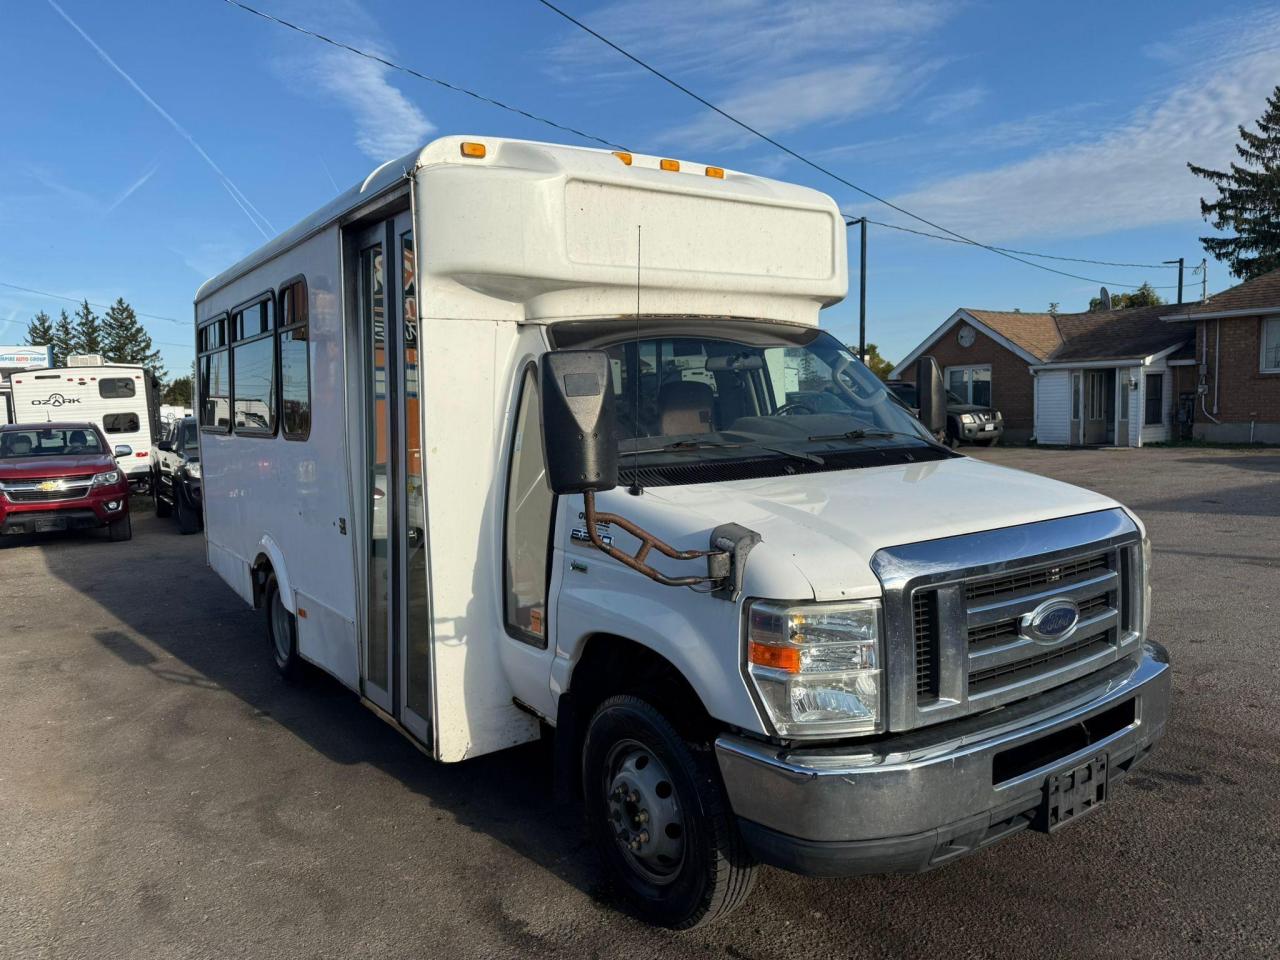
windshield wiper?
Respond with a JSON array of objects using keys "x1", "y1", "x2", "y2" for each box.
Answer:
[
  {"x1": 806, "y1": 428, "x2": 928, "y2": 444},
  {"x1": 631, "y1": 438, "x2": 743, "y2": 454}
]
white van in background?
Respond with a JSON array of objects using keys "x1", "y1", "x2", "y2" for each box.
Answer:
[
  {"x1": 196, "y1": 136, "x2": 1169, "y2": 928},
  {"x1": 9, "y1": 361, "x2": 160, "y2": 488}
]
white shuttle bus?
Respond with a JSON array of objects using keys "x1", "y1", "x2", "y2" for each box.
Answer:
[
  {"x1": 9, "y1": 361, "x2": 160, "y2": 486},
  {"x1": 197, "y1": 136, "x2": 1169, "y2": 928}
]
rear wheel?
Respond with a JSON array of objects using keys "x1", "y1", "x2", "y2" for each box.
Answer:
[
  {"x1": 107, "y1": 514, "x2": 132, "y2": 542},
  {"x1": 265, "y1": 574, "x2": 300, "y2": 679},
  {"x1": 582, "y1": 695, "x2": 756, "y2": 929}
]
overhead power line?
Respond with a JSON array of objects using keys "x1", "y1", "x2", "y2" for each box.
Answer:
[
  {"x1": 534, "y1": 0, "x2": 1174, "y2": 291},
  {"x1": 854, "y1": 218, "x2": 1177, "y2": 271},
  {"x1": 219, "y1": 0, "x2": 627, "y2": 151},
  {"x1": 0, "y1": 280, "x2": 185, "y2": 325}
]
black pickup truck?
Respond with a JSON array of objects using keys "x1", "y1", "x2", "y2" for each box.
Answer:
[
  {"x1": 885, "y1": 380, "x2": 1003, "y2": 447},
  {"x1": 151, "y1": 416, "x2": 203, "y2": 533}
]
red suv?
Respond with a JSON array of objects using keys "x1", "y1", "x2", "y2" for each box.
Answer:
[{"x1": 0, "y1": 423, "x2": 132, "y2": 541}]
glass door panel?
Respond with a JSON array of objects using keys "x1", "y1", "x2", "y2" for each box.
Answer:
[{"x1": 360, "y1": 237, "x2": 392, "y2": 706}]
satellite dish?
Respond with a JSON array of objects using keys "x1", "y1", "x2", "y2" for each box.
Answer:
[{"x1": 1099, "y1": 287, "x2": 1112, "y2": 310}]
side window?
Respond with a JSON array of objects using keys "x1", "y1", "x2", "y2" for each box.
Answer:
[
  {"x1": 231, "y1": 296, "x2": 277, "y2": 436},
  {"x1": 103, "y1": 413, "x2": 140, "y2": 434},
  {"x1": 198, "y1": 316, "x2": 230, "y2": 431},
  {"x1": 99, "y1": 378, "x2": 136, "y2": 399},
  {"x1": 503, "y1": 366, "x2": 554, "y2": 645},
  {"x1": 277, "y1": 279, "x2": 311, "y2": 439},
  {"x1": 1144, "y1": 373, "x2": 1164, "y2": 425}
]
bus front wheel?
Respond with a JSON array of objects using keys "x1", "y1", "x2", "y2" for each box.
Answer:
[
  {"x1": 582, "y1": 695, "x2": 756, "y2": 929},
  {"x1": 265, "y1": 574, "x2": 300, "y2": 680}
]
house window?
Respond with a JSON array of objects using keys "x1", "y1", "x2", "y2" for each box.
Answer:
[
  {"x1": 1118, "y1": 375, "x2": 1129, "y2": 421},
  {"x1": 1263, "y1": 316, "x2": 1280, "y2": 373},
  {"x1": 1072, "y1": 373, "x2": 1081, "y2": 420},
  {"x1": 1144, "y1": 373, "x2": 1164, "y2": 425},
  {"x1": 946, "y1": 365, "x2": 991, "y2": 406},
  {"x1": 198, "y1": 316, "x2": 229, "y2": 431}
]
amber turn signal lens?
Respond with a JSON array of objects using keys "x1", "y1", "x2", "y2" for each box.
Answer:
[
  {"x1": 748, "y1": 641, "x2": 800, "y2": 673},
  {"x1": 705, "y1": 166, "x2": 725, "y2": 179},
  {"x1": 660, "y1": 158, "x2": 680, "y2": 172},
  {"x1": 460, "y1": 142, "x2": 487, "y2": 158},
  {"x1": 612, "y1": 151, "x2": 633, "y2": 165}
]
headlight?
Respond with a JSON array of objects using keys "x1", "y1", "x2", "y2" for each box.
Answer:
[
  {"x1": 960, "y1": 413, "x2": 976, "y2": 424},
  {"x1": 186, "y1": 461, "x2": 202, "y2": 480},
  {"x1": 994, "y1": 410, "x2": 1003, "y2": 421},
  {"x1": 91, "y1": 470, "x2": 122, "y2": 487},
  {"x1": 746, "y1": 599, "x2": 882, "y2": 737}
]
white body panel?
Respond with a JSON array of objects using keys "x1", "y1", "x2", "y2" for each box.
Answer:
[
  {"x1": 8, "y1": 365, "x2": 158, "y2": 478},
  {"x1": 195, "y1": 135, "x2": 1120, "y2": 768}
]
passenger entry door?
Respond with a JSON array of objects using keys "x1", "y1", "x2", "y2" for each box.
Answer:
[{"x1": 353, "y1": 210, "x2": 432, "y2": 744}]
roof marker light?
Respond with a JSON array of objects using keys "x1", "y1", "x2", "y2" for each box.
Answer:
[
  {"x1": 705, "y1": 166, "x2": 725, "y2": 179},
  {"x1": 660, "y1": 158, "x2": 680, "y2": 172},
  {"x1": 460, "y1": 142, "x2": 487, "y2": 159},
  {"x1": 612, "y1": 151, "x2": 632, "y2": 165}
]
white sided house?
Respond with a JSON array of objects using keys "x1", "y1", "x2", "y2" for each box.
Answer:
[{"x1": 8, "y1": 360, "x2": 161, "y2": 479}]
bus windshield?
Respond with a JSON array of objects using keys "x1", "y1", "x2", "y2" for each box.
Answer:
[
  {"x1": 566, "y1": 323, "x2": 940, "y2": 478},
  {"x1": 0, "y1": 428, "x2": 105, "y2": 458}
]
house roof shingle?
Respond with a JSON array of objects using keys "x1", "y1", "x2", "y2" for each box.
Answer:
[
  {"x1": 1160, "y1": 266, "x2": 1280, "y2": 320},
  {"x1": 964, "y1": 304, "x2": 1191, "y2": 364}
]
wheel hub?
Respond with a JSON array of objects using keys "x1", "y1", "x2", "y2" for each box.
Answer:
[{"x1": 605, "y1": 742, "x2": 684, "y2": 883}]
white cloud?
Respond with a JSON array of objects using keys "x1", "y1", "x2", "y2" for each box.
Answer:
[
  {"x1": 270, "y1": 0, "x2": 433, "y2": 163},
  {"x1": 924, "y1": 84, "x2": 986, "y2": 123},
  {"x1": 890, "y1": 22, "x2": 1280, "y2": 241},
  {"x1": 662, "y1": 61, "x2": 936, "y2": 150},
  {"x1": 549, "y1": 0, "x2": 958, "y2": 150}
]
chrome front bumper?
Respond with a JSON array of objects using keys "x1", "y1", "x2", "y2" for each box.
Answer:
[{"x1": 716, "y1": 643, "x2": 1170, "y2": 876}]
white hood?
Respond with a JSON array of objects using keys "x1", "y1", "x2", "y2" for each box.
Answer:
[{"x1": 625, "y1": 455, "x2": 1121, "y2": 601}]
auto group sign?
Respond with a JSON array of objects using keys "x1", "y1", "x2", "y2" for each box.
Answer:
[{"x1": 0, "y1": 345, "x2": 53, "y2": 370}]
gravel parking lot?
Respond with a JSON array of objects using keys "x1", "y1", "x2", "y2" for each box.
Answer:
[{"x1": 3, "y1": 446, "x2": 1278, "y2": 960}]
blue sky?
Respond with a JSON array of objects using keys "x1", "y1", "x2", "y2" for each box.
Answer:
[{"x1": 2, "y1": 0, "x2": 1278, "y2": 377}]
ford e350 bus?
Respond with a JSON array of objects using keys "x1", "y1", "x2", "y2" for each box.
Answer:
[{"x1": 196, "y1": 136, "x2": 1170, "y2": 929}]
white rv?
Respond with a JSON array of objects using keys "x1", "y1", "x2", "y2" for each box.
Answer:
[
  {"x1": 196, "y1": 137, "x2": 1169, "y2": 928},
  {"x1": 9, "y1": 361, "x2": 160, "y2": 487}
]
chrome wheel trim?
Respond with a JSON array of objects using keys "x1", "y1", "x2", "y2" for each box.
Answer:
[{"x1": 604, "y1": 739, "x2": 686, "y2": 885}]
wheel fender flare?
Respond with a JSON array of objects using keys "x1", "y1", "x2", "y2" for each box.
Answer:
[{"x1": 254, "y1": 535, "x2": 295, "y2": 613}]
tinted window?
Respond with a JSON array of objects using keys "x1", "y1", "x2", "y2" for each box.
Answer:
[
  {"x1": 100, "y1": 377, "x2": 136, "y2": 399},
  {"x1": 103, "y1": 413, "x2": 140, "y2": 434},
  {"x1": 0, "y1": 428, "x2": 103, "y2": 457},
  {"x1": 504, "y1": 367, "x2": 554, "y2": 644},
  {"x1": 278, "y1": 279, "x2": 310, "y2": 440},
  {"x1": 200, "y1": 350, "x2": 230, "y2": 429},
  {"x1": 233, "y1": 336, "x2": 276, "y2": 433},
  {"x1": 179, "y1": 421, "x2": 198, "y2": 451}
]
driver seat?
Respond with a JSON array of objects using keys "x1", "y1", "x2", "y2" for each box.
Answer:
[
  {"x1": 6, "y1": 435, "x2": 33, "y2": 456},
  {"x1": 68, "y1": 430, "x2": 87, "y2": 452},
  {"x1": 658, "y1": 380, "x2": 715, "y2": 436}
]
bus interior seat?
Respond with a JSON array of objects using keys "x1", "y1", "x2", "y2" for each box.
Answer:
[{"x1": 658, "y1": 380, "x2": 715, "y2": 436}]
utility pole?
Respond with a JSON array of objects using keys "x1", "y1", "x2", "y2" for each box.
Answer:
[
  {"x1": 1164, "y1": 258, "x2": 1185, "y2": 304},
  {"x1": 845, "y1": 217, "x2": 868, "y2": 361},
  {"x1": 1199, "y1": 258, "x2": 1207, "y2": 302}
]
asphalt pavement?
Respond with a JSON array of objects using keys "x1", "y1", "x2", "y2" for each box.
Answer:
[{"x1": 2, "y1": 445, "x2": 1278, "y2": 959}]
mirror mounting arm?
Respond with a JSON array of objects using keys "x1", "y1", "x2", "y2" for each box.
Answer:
[{"x1": 582, "y1": 490, "x2": 725, "y2": 588}]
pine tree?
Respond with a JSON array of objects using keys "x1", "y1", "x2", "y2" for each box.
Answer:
[
  {"x1": 24, "y1": 311, "x2": 55, "y2": 353},
  {"x1": 73, "y1": 299, "x2": 104, "y2": 358},
  {"x1": 51, "y1": 310, "x2": 77, "y2": 368},
  {"x1": 102, "y1": 297, "x2": 166, "y2": 380},
  {"x1": 1188, "y1": 85, "x2": 1280, "y2": 280}
]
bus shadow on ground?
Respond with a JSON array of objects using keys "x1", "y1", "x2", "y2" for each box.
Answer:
[{"x1": 43, "y1": 521, "x2": 610, "y2": 910}]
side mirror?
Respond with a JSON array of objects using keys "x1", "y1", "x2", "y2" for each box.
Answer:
[
  {"x1": 156, "y1": 440, "x2": 173, "y2": 453},
  {"x1": 915, "y1": 355, "x2": 947, "y2": 436},
  {"x1": 114, "y1": 444, "x2": 134, "y2": 458},
  {"x1": 540, "y1": 350, "x2": 618, "y2": 495}
]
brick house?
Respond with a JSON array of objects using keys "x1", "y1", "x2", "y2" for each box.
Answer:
[
  {"x1": 1162, "y1": 267, "x2": 1280, "y2": 444},
  {"x1": 891, "y1": 305, "x2": 1193, "y2": 446}
]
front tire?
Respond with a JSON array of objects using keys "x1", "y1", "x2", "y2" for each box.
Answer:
[
  {"x1": 175, "y1": 489, "x2": 200, "y2": 535},
  {"x1": 265, "y1": 574, "x2": 301, "y2": 680},
  {"x1": 107, "y1": 514, "x2": 132, "y2": 542},
  {"x1": 582, "y1": 695, "x2": 756, "y2": 929}
]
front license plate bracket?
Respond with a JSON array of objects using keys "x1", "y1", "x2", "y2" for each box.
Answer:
[{"x1": 1034, "y1": 753, "x2": 1108, "y2": 833}]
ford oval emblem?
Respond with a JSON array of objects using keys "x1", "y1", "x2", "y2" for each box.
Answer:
[{"x1": 1020, "y1": 598, "x2": 1080, "y2": 645}]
